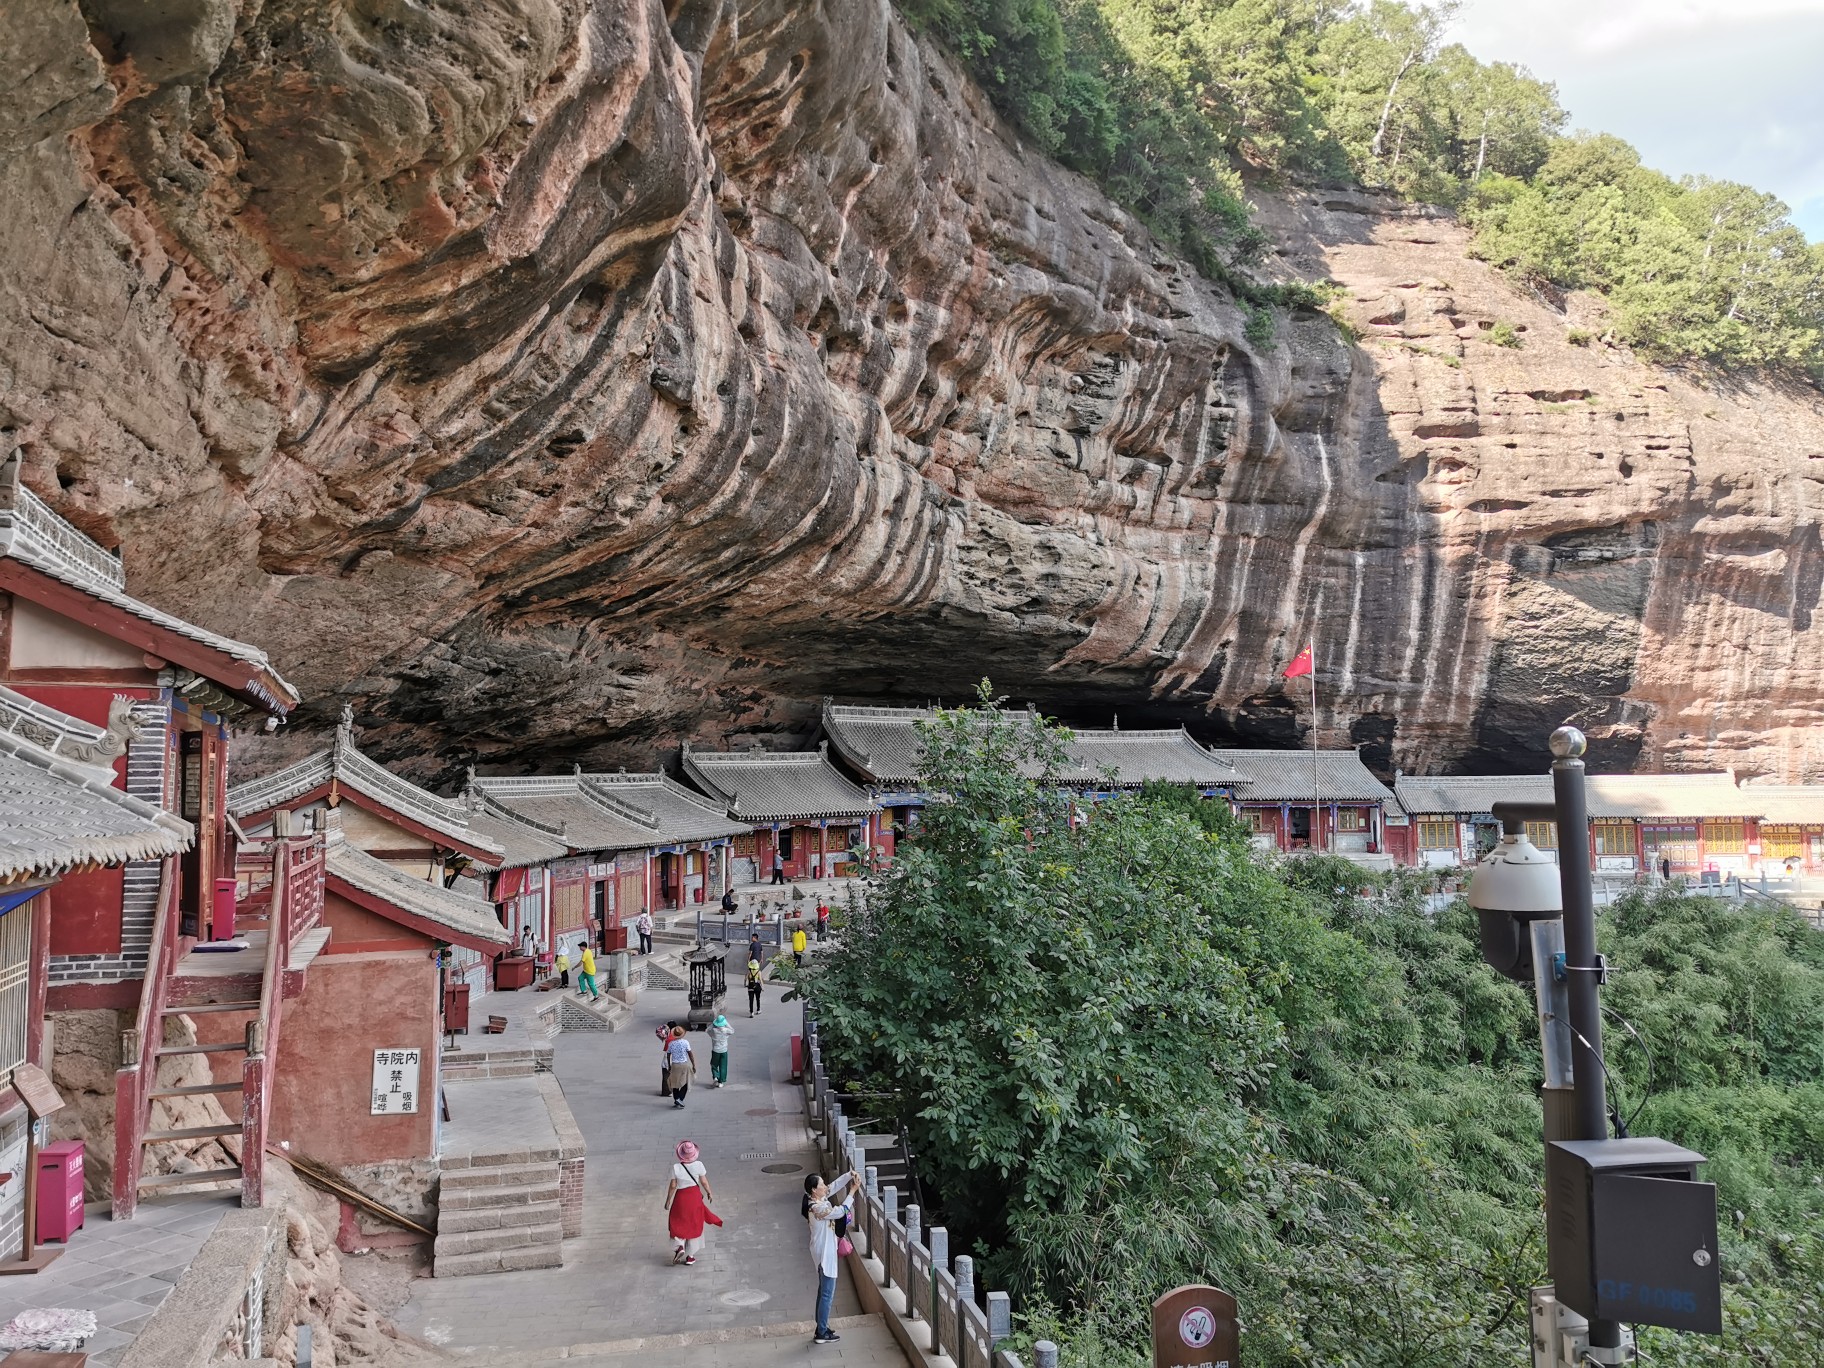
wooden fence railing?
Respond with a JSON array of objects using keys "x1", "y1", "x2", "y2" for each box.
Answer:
[{"x1": 800, "y1": 1002, "x2": 1058, "y2": 1368}]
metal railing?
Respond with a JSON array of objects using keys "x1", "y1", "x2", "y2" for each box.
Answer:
[{"x1": 801, "y1": 1001, "x2": 1048, "y2": 1368}]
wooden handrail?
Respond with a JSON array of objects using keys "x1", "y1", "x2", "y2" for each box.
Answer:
[
  {"x1": 241, "y1": 840, "x2": 289, "y2": 1209},
  {"x1": 112, "y1": 859, "x2": 177, "y2": 1221}
]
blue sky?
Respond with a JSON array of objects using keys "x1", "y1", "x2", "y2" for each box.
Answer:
[{"x1": 1453, "y1": 0, "x2": 1824, "y2": 241}]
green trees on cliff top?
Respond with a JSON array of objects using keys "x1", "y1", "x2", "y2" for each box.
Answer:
[{"x1": 898, "y1": 0, "x2": 1824, "y2": 376}]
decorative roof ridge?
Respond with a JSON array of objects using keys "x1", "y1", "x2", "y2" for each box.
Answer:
[
  {"x1": 0, "y1": 685, "x2": 141, "y2": 769},
  {"x1": 470, "y1": 773, "x2": 583, "y2": 794},
  {"x1": 334, "y1": 741, "x2": 479, "y2": 831},
  {"x1": 573, "y1": 772, "x2": 662, "y2": 832},
  {"x1": 0, "y1": 726, "x2": 194, "y2": 839},
  {"x1": 1072, "y1": 727, "x2": 1205, "y2": 740},
  {"x1": 685, "y1": 748, "x2": 832, "y2": 766},
  {"x1": 1216, "y1": 747, "x2": 1371, "y2": 758},
  {"x1": 227, "y1": 749, "x2": 335, "y2": 817},
  {"x1": 0, "y1": 457, "x2": 128, "y2": 590},
  {"x1": 823, "y1": 702, "x2": 936, "y2": 719},
  {"x1": 465, "y1": 781, "x2": 571, "y2": 838}
]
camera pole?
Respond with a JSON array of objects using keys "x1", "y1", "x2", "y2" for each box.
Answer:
[{"x1": 1549, "y1": 726, "x2": 1622, "y2": 1356}]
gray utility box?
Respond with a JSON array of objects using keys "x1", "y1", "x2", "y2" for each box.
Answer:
[{"x1": 1546, "y1": 1138, "x2": 1722, "y2": 1334}]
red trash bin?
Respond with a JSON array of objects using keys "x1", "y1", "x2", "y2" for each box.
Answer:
[
  {"x1": 212, "y1": 877, "x2": 238, "y2": 940},
  {"x1": 443, "y1": 981, "x2": 472, "y2": 1033},
  {"x1": 36, "y1": 1140, "x2": 84, "y2": 1243}
]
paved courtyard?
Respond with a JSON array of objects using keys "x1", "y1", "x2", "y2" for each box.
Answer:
[
  {"x1": 0, "y1": 1192, "x2": 235, "y2": 1364},
  {"x1": 394, "y1": 960, "x2": 902, "y2": 1362}
]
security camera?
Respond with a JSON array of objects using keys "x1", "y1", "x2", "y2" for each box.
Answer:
[{"x1": 1468, "y1": 829, "x2": 1562, "y2": 981}]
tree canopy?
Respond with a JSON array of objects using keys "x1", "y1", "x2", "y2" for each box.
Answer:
[
  {"x1": 897, "y1": 0, "x2": 1824, "y2": 376},
  {"x1": 801, "y1": 689, "x2": 1824, "y2": 1364}
]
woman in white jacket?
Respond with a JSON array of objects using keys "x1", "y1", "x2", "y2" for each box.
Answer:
[{"x1": 802, "y1": 1167, "x2": 862, "y2": 1345}]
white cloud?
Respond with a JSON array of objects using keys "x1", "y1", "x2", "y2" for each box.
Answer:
[{"x1": 1451, "y1": 0, "x2": 1824, "y2": 238}]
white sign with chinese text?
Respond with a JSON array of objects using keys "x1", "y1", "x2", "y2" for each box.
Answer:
[{"x1": 371, "y1": 1048, "x2": 423, "y2": 1115}]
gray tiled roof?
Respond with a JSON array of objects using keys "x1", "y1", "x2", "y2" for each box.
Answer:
[
  {"x1": 682, "y1": 745, "x2": 875, "y2": 823},
  {"x1": 462, "y1": 795, "x2": 572, "y2": 870},
  {"x1": 1585, "y1": 773, "x2": 1764, "y2": 821},
  {"x1": 468, "y1": 775, "x2": 657, "y2": 853},
  {"x1": 0, "y1": 724, "x2": 193, "y2": 880},
  {"x1": 229, "y1": 720, "x2": 503, "y2": 864},
  {"x1": 1216, "y1": 749, "x2": 1395, "y2": 803},
  {"x1": 0, "y1": 456, "x2": 298, "y2": 711},
  {"x1": 326, "y1": 839, "x2": 509, "y2": 950},
  {"x1": 580, "y1": 773, "x2": 751, "y2": 844},
  {"x1": 1739, "y1": 784, "x2": 1824, "y2": 825},
  {"x1": 1394, "y1": 771, "x2": 1769, "y2": 821},
  {"x1": 1394, "y1": 774, "x2": 1555, "y2": 815},
  {"x1": 821, "y1": 704, "x2": 936, "y2": 786},
  {"x1": 821, "y1": 703, "x2": 1246, "y2": 789},
  {"x1": 1062, "y1": 729, "x2": 1246, "y2": 788}
]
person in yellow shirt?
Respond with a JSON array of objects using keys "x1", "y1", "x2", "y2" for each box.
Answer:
[
  {"x1": 791, "y1": 925, "x2": 807, "y2": 967},
  {"x1": 555, "y1": 950, "x2": 571, "y2": 989},
  {"x1": 577, "y1": 944, "x2": 599, "y2": 1001}
]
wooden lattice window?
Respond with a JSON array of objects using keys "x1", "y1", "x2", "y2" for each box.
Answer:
[
  {"x1": 1417, "y1": 819, "x2": 1457, "y2": 849},
  {"x1": 1761, "y1": 825, "x2": 1805, "y2": 860},
  {"x1": 1525, "y1": 820, "x2": 1559, "y2": 849},
  {"x1": 1592, "y1": 821, "x2": 1636, "y2": 857},
  {"x1": 1705, "y1": 821, "x2": 1747, "y2": 855},
  {"x1": 0, "y1": 902, "x2": 33, "y2": 1085}
]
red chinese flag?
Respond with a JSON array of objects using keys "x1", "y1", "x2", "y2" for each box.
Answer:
[{"x1": 1283, "y1": 644, "x2": 1314, "y2": 679}]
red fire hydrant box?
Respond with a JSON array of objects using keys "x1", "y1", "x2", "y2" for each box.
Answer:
[{"x1": 36, "y1": 1140, "x2": 84, "y2": 1243}]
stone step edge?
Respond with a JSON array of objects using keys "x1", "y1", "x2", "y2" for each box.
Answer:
[
  {"x1": 437, "y1": 1199, "x2": 562, "y2": 1233},
  {"x1": 441, "y1": 1160, "x2": 558, "y2": 1186},
  {"x1": 439, "y1": 1182, "x2": 561, "y2": 1212},
  {"x1": 432, "y1": 1244, "x2": 564, "y2": 1278},
  {"x1": 433, "y1": 1220, "x2": 563, "y2": 1257}
]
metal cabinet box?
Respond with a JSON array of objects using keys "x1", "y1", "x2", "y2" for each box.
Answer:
[{"x1": 1547, "y1": 1138, "x2": 1721, "y2": 1334}]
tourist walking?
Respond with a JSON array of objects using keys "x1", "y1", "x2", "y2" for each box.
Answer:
[
  {"x1": 666, "y1": 1026, "x2": 696, "y2": 1108},
  {"x1": 791, "y1": 924, "x2": 807, "y2": 967},
  {"x1": 663, "y1": 1141, "x2": 721, "y2": 1266},
  {"x1": 656, "y1": 1021, "x2": 679, "y2": 1096},
  {"x1": 708, "y1": 1013, "x2": 733, "y2": 1086},
  {"x1": 555, "y1": 949, "x2": 570, "y2": 989},
  {"x1": 771, "y1": 850, "x2": 786, "y2": 885},
  {"x1": 803, "y1": 1167, "x2": 861, "y2": 1344},
  {"x1": 745, "y1": 957, "x2": 763, "y2": 1016},
  {"x1": 746, "y1": 930, "x2": 763, "y2": 968},
  {"x1": 577, "y1": 944, "x2": 600, "y2": 1001},
  {"x1": 816, "y1": 901, "x2": 830, "y2": 942},
  {"x1": 635, "y1": 908, "x2": 654, "y2": 956}
]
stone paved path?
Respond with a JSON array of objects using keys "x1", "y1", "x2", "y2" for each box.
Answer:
[
  {"x1": 394, "y1": 963, "x2": 903, "y2": 1363},
  {"x1": 478, "y1": 1314, "x2": 901, "y2": 1366},
  {"x1": 0, "y1": 1192, "x2": 234, "y2": 1365}
]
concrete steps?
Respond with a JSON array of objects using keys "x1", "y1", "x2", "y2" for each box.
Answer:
[{"x1": 434, "y1": 1160, "x2": 565, "y2": 1277}]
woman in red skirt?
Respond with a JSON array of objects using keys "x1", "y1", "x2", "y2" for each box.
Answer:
[{"x1": 662, "y1": 1140, "x2": 721, "y2": 1265}]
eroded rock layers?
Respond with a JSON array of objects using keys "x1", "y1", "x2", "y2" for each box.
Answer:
[{"x1": 2, "y1": 0, "x2": 1820, "y2": 781}]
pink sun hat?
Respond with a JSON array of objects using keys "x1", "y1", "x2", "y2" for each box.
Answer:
[{"x1": 675, "y1": 1140, "x2": 699, "y2": 1164}]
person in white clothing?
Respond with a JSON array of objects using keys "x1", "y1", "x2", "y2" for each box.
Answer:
[
  {"x1": 635, "y1": 908, "x2": 654, "y2": 955},
  {"x1": 802, "y1": 1168, "x2": 861, "y2": 1345},
  {"x1": 663, "y1": 1140, "x2": 720, "y2": 1265}
]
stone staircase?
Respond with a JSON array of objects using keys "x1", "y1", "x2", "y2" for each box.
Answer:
[{"x1": 434, "y1": 1160, "x2": 565, "y2": 1276}]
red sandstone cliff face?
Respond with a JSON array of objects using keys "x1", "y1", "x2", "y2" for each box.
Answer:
[{"x1": 1, "y1": 0, "x2": 1819, "y2": 782}]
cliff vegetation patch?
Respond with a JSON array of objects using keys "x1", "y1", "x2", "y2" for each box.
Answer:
[{"x1": 899, "y1": 0, "x2": 1824, "y2": 377}]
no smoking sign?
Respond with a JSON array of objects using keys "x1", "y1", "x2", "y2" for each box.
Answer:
[{"x1": 1152, "y1": 1285, "x2": 1239, "y2": 1368}]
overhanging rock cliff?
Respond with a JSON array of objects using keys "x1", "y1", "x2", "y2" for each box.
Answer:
[{"x1": 1, "y1": 0, "x2": 1819, "y2": 781}]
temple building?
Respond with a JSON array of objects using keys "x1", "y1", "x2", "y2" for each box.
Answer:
[
  {"x1": 0, "y1": 691, "x2": 192, "y2": 1258},
  {"x1": 0, "y1": 454, "x2": 310, "y2": 1217},
  {"x1": 229, "y1": 710, "x2": 506, "y2": 993},
  {"x1": 1214, "y1": 748, "x2": 1397, "y2": 860},
  {"x1": 682, "y1": 743, "x2": 876, "y2": 882}
]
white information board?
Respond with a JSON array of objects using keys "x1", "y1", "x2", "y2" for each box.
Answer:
[{"x1": 371, "y1": 1048, "x2": 423, "y2": 1115}]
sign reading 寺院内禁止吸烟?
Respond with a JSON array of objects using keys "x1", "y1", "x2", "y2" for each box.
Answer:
[
  {"x1": 370, "y1": 1047, "x2": 423, "y2": 1115},
  {"x1": 1152, "y1": 1284, "x2": 1240, "y2": 1368}
]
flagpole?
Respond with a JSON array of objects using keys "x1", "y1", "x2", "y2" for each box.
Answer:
[{"x1": 1310, "y1": 643, "x2": 1322, "y2": 852}]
